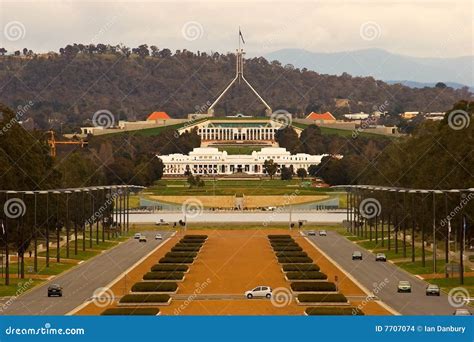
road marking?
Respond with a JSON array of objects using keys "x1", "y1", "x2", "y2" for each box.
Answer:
[
  {"x1": 301, "y1": 232, "x2": 400, "y2": 316},
  {"x1": 66, "y1": 231, "x2": 176, "y2": 315}
]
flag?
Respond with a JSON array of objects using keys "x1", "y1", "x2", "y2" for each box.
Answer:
[
  {"x1": 448, "y1": 219, "x2": 451, "y2": 233},
  {"x1": 239, "y1": 28, "x2": 245, "y2": 44}
]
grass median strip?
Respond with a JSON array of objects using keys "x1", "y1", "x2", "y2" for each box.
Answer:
[
  {"x1": 305, "y1": 307, "x2": 363, "y2": 315},
  {"x1": 101, "y1": 308, "x2": 160, "y2": 315}
]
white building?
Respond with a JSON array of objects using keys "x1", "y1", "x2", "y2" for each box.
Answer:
[{"x1": 158, "y1": 147, "x2": 328, "y2": 176}]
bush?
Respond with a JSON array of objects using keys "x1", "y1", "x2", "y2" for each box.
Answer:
[
  {"x1": 101, "y1": 308, "x2": 160, "y2": 315},
  {"x1": 131, "y1": 282, "x2": 178, "y2": 292},
  {"x1": 143, "y1": 271, "x2": 184, "y2": 280},
  {"x1": 171, "y1": 247, "x2": 200, "y2": 252},
  {"x1": 286, "y1": 271, "x2": 327, "y2": 280},
  {"x1": 151, "y1": 264, "x2": 188, "y2": 272},
  {"x1": 268, "y1": 234, "x2": 292, "y2": 239},
  {"x1": 298, "y1": 293, "x2": 347, "y2": 303},
  {"x1": 290, "y1": 282, "x2": 336, "y2": 292},
  {"x1": 273, "y1": 246, "x2": 302, "y2": 252},
  {"x1": 305, "y1": 307, "x2": 363, "y2": 315},
  {"x1": 278, "y1": 256, "x2": 313, "y2": 264},
  {"x1": 283, "y1": 264, "x2": 320, "y2": 272},
  {"x1": 165, "y1": 252, "x2": 197, "y2": 258},
  {"x1": 120, "y1": 294, "x2": 170, "y2": 303},
  {"x1": 174, "y1": 243, "x2": 202, "y2": 249},
  {"x1": 276, "y1": 251, "x2": 308, "y2": 258},
  {"x1": 183, "y1": 235, "x2": 207, "y2": 239},
  {"x1": 159, "y1": 257, "x2": 194, "y2": 264}
]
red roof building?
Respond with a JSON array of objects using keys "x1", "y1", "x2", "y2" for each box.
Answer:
[
  {"x1": 147, "y1": 111, "x2": 171, "y2": 121},
  {"x1": 306, "y1": 111, "x2": 336, "y2": 121}
]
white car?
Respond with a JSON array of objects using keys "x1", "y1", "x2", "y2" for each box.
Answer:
[
  {"x1": 245, "y1": 286, "x2": 272, "y2": 299},
  {"x1": 155, "y1": 234, "x2": 162, "y2": 240},
  {"x1": 134, "y1": 233, "x2": 141, "y2": 239},
  {"x1": 155, "y1": 219, "x2": 169, "y2": 226},
  {"x1": 138, "y1": 235, "x2": 147, "y2": 243},
  {"x1": 319, "y1": 230, "x2": 327, "y2": 236},
  {"x1": 307, "y1": 230, "x2": 316, "y2": 236}
]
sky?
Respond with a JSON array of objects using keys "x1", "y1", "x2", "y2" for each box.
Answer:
[{"x1": 0, "y1": 0, "x2": 472, "y2": 59}]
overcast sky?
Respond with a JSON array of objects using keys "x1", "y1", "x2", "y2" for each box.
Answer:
[{"x1": 0, "y1": 0, "x2": 472, "y2": 58}]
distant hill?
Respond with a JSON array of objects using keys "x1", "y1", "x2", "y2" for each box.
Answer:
[
  {"x1": 0, "y1": 45, "x2": 471, "y2": 133},
  {"x1": 265, "y1": 48, "x2": 474, "y2": 88},
  {"x1": 386, "y1": 80, "x2": 474, "y2": 92}
]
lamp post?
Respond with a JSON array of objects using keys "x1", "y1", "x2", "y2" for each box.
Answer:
[
  {"x1": 53, "y1": 190, "x2": 61, "y2": 263},
  {"x1": 432, "y1": 190, "x2": 443, "y2": 274},
  {"x1": 38, "y1": 190, "x2": 50, "y2": 268},
  {"x1": 64, "y1": 190, "x2": 72, "y2": 258},
  {"x1": 408, "y1": 189, "x2": 418, "y2": 263},
  {"x1": 419, "y1": 190, "x2": 429, "y2": 267}
]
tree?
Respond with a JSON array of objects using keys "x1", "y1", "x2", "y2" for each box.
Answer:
[
  {"x1": 296, "y1": 168, "x2": 307, "y2": 180},
  {"x1": 280, "y1": 165, "x2": 293, "y2": 180},
  {"x1": 435, "y1": 82, "x2": 447, "y2": 89},
  {"x1": 184, "y1": 165, "x2": 192, "y2": 176},
  {"x1": 0, "y1": 47, "x2": 7, "y2": 55},
  {"x1": 263, "y1": 159, "x2": 278, "y2": 179},
  {"x1": 275, "y1": 126, "x2": 300, "y2": 154}
]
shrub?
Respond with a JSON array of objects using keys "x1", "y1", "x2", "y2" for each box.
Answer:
[
  {"x1": 278, "y1": 256, "x2": 313, "y2": 264},
  {"x1": 159, "y1": 257, "x2": 194, "y2": 264},
  {"x1": 131, "y1": 282, "x2": 178, "y2": 292},
  {"x1": 151, "y1": 264, "x2": 188, "y2": 272},
  {"x1": 276, "y1": 251, "x2": 308, "y2": 258},
  {"x1": 297, "y1": 293, "x2": 347, "y2": 303},
  {"x1": 272, "y1": 244, "x2": 300, "y2": 250},
  {"x1": 165, "y1": 252, "x2": 197, "y2": 258},
  {"x1": 305, "y1": 307, "x2": 363, "y2": 315},
  {"x1": 183, "y1": 235, "x2": 207, "y2": 239},
  {"x1": 174, "y1": 243, "x2": 202, "y2": 249},
  {"x1": 290, "y1": 282, "x2": 336, "y2": 292},
  {"x1": 120, "y1": 294, "x2": 170, "y2": 303},
  {"x1": 101, "y1": 308, "x2": 160, "y2": 315},
  {"x1": 143, "y1": 271, "x2": 184, "y2": 280},
  {"x1": 268, "y1": 234, "x2": 292, "y2": 239},
  {"x1": 286, "y1": 271, "x2": 327, "y2": 280},
  {"x1": 171, "y1": 247, "x2": 200, "y2": 252},
  {"x1": 283, "y1": 264, "x2": 320, "y2": 272},
  {"x1": 273, "y1": 246, "x2": 302, "y2": 252}
]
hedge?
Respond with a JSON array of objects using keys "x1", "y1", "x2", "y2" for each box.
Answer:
[
  {"x1": 276, "y1": 251, "x2": 308, "y2": 258},
  {"x1": 131, "y1": 282, "x2": 178, "y2": 292},
  {"x1": 143, "y1": 271, "x2": 184, "y2": 280},
  {"x1": 183, "y1": 235, "x2": 208, "y2": 239},
  {"x1": 297, "y1": 293, "x2": 347, "y2": 303},
  {"x1": 278, "y1": 256, "x2": 313, "y2": 264},
  {"x1": 171, "y1": 247, "x2": 200, "y2": 252},
  {"x1": 282, "y1": 264, "x2": 320, "y2": 272},
  {"x1": 174, "y1": 243, "x2": 202, "y2": 248},
  {"x1": 268, "y1": 235, "x2": 292, "y2": 239},
  {"x1": 305, "y1": 307, "x2": 363, "y2": 315},
  {"x1": 151, "y1": 264, "x2": 189, "y2": 272},
  {"x1": 165, "y1": 252, "x2": 197, "y2": 258},
  {"x1": 159, "y1": 257, "x2": 194, "y2": 264},
  {"x1": 101, "y1": 308, "x2": 160, "y2": 315},
  {"x1": 120, "y1": 294, "x2": 170, "y2": 303},
  {"x1": 272, "y1": 246, "x2": 303, "y2": 252},
  {"x1": 290, "y1": 282, "x2": 336, "y2": 292},
  {"x1": 271, "y1": 241, "x2": 298, "y2": 245},
  {"x1": 286, "y1": 271, "x2": 327, "y2": 280}
]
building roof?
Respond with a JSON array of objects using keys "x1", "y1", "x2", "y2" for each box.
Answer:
[
  {"x1": 306, "y1": 111, "x2": 336, "y2": 121},
  {"x1": 147, "y1": 111, "x2": 170, "y2": 120}
]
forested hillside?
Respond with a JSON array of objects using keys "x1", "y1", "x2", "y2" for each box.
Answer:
[{"x1": 0, "y1": 44, "x2": 471, "y2": 133}]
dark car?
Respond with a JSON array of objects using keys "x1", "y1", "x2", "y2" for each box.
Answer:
[
  {"x1": 352, "y1": 251, "x2": 363, "y2": 260},
  {"x1": 47, "y1": 284, "x2": 63, "y2": 297}
]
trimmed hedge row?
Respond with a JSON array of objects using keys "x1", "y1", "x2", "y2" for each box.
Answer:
[
  {"x1": 268, "y1": 235, "x2": 292, "y2": 239},
  {"x1": 143, "y1": 271, "x2": 184, "y2": 280},
  {"x1": 282, "y1": 264, "x2": 320, "y2": 272},
  {"x1": 171, "y1": 246, "x2": 200, "y2": 252},
  {"x1": 101, "y1": 308, "x2": 160, "y2": 315},
  {"x1": 131, "y1": 282, "x2": 178, "y2": 292},
  {"x1": 165, "y1": 251, "x2": 198, "y2": 258},
  {"x1": 159, "y1": 257, "x2": 194, "y2": 264},
  {"x1": 151, "y1": 264, "x2": 188, "y2": 272},
  {"x1": 174, "y1": 243, "x2": 202, "y2": 249},
  {"x1": 120, "y1": 294, "x2": 170, "y2": 303},
  {"x1": 305, "y1": 307, "x2": 363, "y2": 315},
  {"x1": 276, "y1": 251, "x2": 308, "y2": 258},
  {"x1": 183, "y1": 235, "x2": 208, "y2": 239},
  {"x1": 298, "y1": 293, "x2": 347, "y2": 303},
  {"x1": 272, "y1": 246, "x2": 303, "y2": 252},
  {"x1": 286, "y1": 271, "x2": 327, "y2": 280},
  {"x1": 278, "y1": 256, "x2": 313, "y2": 264},
  {"x1": 271, "y1": 241, "x2": 298, "y2": 246},
  {"x1": 290, "y1": 282, "x2": 336, "y2": 292}
]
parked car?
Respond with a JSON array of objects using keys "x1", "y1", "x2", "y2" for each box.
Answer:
[
  {"x1": 155, "y1": 219, "x2": 169, "y2": 226},
  {"x1": 352, "y1": 251, "x2": 363, "y2": 260},
  {"x1": 47, "y1": 284, "x2": 63, "y2": 297},
  {"x1": 155, "y1": 233, "x2": 163, "y2": 240},
  {"x1": 134, "y1": 233, "x2": 141, "y2": 239},
  {"x1": 425, "y1": 284, "x2": 440, "y2": 296},
  {"x1": 139, "y1": 235, "x2": 147, "y2": 243},
  {"x1": 375, "y1": 253, "x2": 387, "y2": 262},
  {"x1": 245, "y1": 286, "x2": 272, "y2": 299},
  {"x1": 453, "y1": 309, "x2": 471, "y2": 316},
  {"x1": 307, "y1": 230, "x2": 316, "y2": 236},
  {"x1": 319, "y1": 230, "x2": 327, "y2": 236},
  {"x1": 397, "y1": 281, "x2": 412, "y2": 293}
]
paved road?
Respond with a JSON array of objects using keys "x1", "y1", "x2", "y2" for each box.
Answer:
[
  {"x1": 305, "y1": 231, "x2": 470, "y2": 315},
  {"x1": 0, "y1": 231, "x2": 173, "y2": 315}
]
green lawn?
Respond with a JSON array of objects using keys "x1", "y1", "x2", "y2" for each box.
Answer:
[
  {"x1": 395, "y1": 260, "x2": 467, "y2": 275},
  {"x1": 0, "y1": 259, "x2": 74, "y2": 276},
  {"x1": 426, "y1": 276, "x2": 474, "y2": 298},
  {"x1": 0, "y1": 279, "x2": 45, "y2": 297}
]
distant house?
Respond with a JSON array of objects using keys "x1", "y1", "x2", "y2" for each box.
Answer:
[
  {"x1": 306, "y1": 111, "x2": 336, "y2": 122},
  {"x1": 147, "y1": 111, "x2": 171, "y2": 121},
  {"x1": 401, "y1": 111, "x2": 420, "y2": 120},
  {"x1": 343, "y1": 112, "x2": 370, "y2": 120}
]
